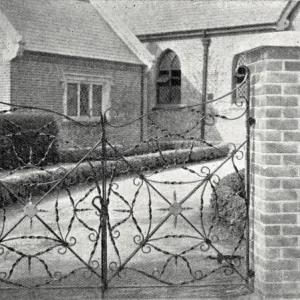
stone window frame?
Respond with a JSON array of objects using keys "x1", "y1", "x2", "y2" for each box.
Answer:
[
  {"x1": 63, "y1": 73, "x2": 113, "y2": 120},
  {"x1": 155, "y1": 49, "x2": 182, "y2": 108}
]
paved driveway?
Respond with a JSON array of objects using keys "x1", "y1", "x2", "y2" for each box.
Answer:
[{"x1": 0, "y1": 156, "x2": 246, "y2": 298}]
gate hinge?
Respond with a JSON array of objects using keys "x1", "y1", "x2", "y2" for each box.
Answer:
[{"x1": 248, "y1": 117, "x2": 256, "y2": 127}]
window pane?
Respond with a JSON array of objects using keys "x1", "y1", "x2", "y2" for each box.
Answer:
[
  {"x1": 171, "y1": 70, "x2": 181, "y2": 77},
  {"x1": 158, "y1": 85, "x2": 170, "y2": 104},
  {"x1": 92, "y1": 85, "x2": 102, "y2": 116},
  {"x1": 157, "y1": 74, "x2": 169, "y2": 83},
  {"x1": 159, "y1": 51, "x2": 175, "y2": 70},
  {"x1": 171, "y1": 55, "x2": 181, "y2": 69},
  {"x1": 67, "y1": 83, "x2": 78, "y2": 116},
  {"x1": 159, "y1": 70, "x2": 169, "y2": 76},
  {"x1": 157, "y1": 50, "x2": 181, "y2": 105},
  {"x1": 170, "y1": 86, "x2": 181, "y2": 104},
  {"x1": 171, "y1": 78, "x2": 181, "y2": 86},
  {"x1": 80, "y1": 84, "x2": 89, "y2": 116}
]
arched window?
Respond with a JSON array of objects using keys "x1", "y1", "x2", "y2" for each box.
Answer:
[
  {"x1": 232, "y1": 52, "x2": 248, "y2": 104},
  {"x1": 157, "y1": 50, "x2": 181, "y2": 105}
]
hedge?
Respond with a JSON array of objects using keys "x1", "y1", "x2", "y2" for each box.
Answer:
[
  {"x1": 58, "y1": 140, "x2": 206, "y2": 163},
  {"x1": 210, "y1": 169, "x2": 246, "y2": 236},
  {"x1": 0, "y1": 113, "x2": 59, "y2": 170},
  {"x1": 0, "y1": 143, "x2": 229, "y2": 206}
]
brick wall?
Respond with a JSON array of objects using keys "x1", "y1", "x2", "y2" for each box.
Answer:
[
  {"x1": 11, "y1": 51, "x2": 144, "y2": 148},
  {"x1": 247, "y1": 46, "x2": 300, "y2": 299}
]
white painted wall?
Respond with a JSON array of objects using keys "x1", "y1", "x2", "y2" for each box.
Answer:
[
  {"x1": 0, "y1": 27, "x2": 11, "y2": 111},
  {"x1": 144, "y1": 10, "x2": 300, "y2": 143}
]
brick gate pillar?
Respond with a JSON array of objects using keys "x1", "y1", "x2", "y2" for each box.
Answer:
[{"x1": 247, "y1": 46, "x2": 300, "y2": 299}]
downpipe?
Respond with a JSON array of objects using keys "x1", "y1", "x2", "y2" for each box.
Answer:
[{"x1": 200, "y1": 34, "x2": 211, "y2": 140}]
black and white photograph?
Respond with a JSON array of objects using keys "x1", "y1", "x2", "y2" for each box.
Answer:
[{"x1": 0, "y1": 1, "x2": 299, "y2": 299}]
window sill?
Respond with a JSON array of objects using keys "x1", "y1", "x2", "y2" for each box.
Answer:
[{"x1": 152, "y1": 104, "x2": 187, "y2": 111}]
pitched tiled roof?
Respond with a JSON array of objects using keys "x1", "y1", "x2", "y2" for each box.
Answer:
[
  {"x1": 103, "y1": 0, "x2": 289, "y2": 36},
  {"x1": 90, "y1": 0, "x2": 154, "y2": 68},
  {"x1": 0, "y1": 0, "x2": 145, "y2": 65}
]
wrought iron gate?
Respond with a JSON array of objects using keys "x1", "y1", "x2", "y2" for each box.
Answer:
[{"x1": 0, "y1": 67, "x2": 253, "y2": 299}]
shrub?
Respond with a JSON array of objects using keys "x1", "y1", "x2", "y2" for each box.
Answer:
[
  {"x1": 0, "y1": 113, "x2": 59, "y2": 170},
  {"x1": 1, "y1": 144, "x2": 229, "y2": 205},
  {"x1": 210, "y1": 169, "x2": 246, "y2": 236},
  {"x1": 58, "y1": 140, "x2": 207, "y2": 163},
  {"x1": 58, "y1": 144, "x2": 127, "y2": 163}
]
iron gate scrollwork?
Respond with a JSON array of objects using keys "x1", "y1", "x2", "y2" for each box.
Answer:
[{"x1": 0, "y1": 66, "x2": 253, "y2": 298}]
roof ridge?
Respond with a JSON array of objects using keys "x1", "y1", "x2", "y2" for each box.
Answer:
[
  {"x1": 112, "y1": 1, "x2": 289, "y2": 38},
  {"x1": 90, "y1": 0, "x2": 154, "y2": 69},
  {"x1": 0, "y1": 0, "x2": 143, "y2": 64}
]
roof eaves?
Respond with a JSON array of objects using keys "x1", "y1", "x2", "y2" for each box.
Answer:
[
  {"x1": 90, "y1": 0, "x2": 154, "y2": 69},
  {"x1": 0, "y1": 9, "x2": 23, "y2": 61},
  {"x1": 23, "y1": 48, "x2": 146, "y2": 66},
  {"x1": 137, "y1": 23, "x2": 279, "y2": 42},
  {"x1": 276, "y1": 0, "x2": 300, "y2": 30}
]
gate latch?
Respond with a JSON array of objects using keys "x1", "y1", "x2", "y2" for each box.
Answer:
[{"x1": 248, "y1": 270, "x2": 255, "y2": 278}]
